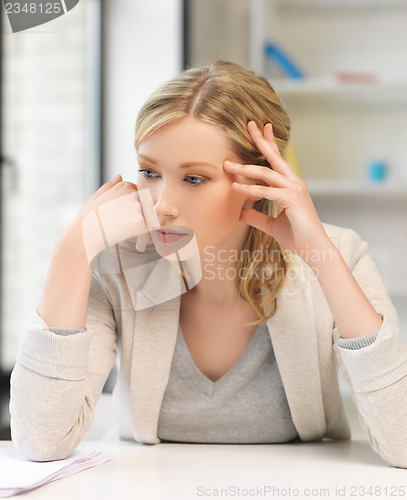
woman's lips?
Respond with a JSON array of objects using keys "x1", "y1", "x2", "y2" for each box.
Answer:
[{"x1": 153, "y1": 229, "x2": 187, "y2": 243}]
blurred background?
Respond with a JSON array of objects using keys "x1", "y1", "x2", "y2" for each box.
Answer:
[{"x1": 0, "y1": 0, "x2": 406, "y2": 440}]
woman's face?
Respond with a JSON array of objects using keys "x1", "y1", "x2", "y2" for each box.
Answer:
[{"x1": 136, "y1": 116, "x2": 257, "y2": 256}]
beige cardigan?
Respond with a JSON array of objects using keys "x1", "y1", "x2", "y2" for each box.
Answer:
[{"x1": 10, "y1": 223, "x2": 407, "y2": 467}]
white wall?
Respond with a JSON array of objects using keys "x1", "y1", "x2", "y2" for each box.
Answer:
[
  {"x1": 103, "y1": 0, "x2": 183, "y2": 184},
  {"x1": 1, "y1": 2, "x2": 90, "y2": 369}
]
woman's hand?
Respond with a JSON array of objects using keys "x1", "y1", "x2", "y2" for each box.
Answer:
[
  {"x1": 223, "y1": 121, "x2": 330, "y2": 261},
  {"x1": 64, "y1": 175, "x2": 159, "y2": 266}
]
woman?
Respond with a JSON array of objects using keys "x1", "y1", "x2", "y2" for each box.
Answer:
[{"x1": 10, "y1": 60, "x2": 407, "y2": 467}]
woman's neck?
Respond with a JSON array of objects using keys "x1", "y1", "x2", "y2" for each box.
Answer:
[{"x1": 184, "y1": 258, "x2": 241, "y2": 305}]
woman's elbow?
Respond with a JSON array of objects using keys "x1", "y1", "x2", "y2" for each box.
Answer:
[
  {"x1": 10, "y1": 415, "x2": 81, "y2": 462},
  {"x1": 388, "y1": 448, "x2": 407, "y2": 469},
  {"x1": 11, "y1": 430, "x2": 74, "y2": 462}
]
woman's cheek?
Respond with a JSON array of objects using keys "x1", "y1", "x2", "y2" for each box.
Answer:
[
  {"x1": 219, "y1": 195, "x2": 246, "y2": 225},
  {"x1": 230, "y1": 188, "x2": 249, "y2": 213}
]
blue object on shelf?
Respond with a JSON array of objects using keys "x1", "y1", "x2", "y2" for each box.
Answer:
[
  {"x1": 264, "y1": 42, "x2": 305, "y2": 80},
  {"x1": 367, "y1": 160, "x2": 389, "y2": 183}
]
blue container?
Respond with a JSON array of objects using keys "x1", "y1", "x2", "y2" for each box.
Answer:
[{"x1": 367, "y1": 161, "x2": 389, "y2": 183}]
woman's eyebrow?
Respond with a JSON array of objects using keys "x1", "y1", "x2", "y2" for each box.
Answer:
[
  {"x1": 179, "y1": 162, "x2": 218, "y2": 170},
  {"x1": 138, "y1": 154, "x2": 218, "y2": 170},
  {"x1": 138, "y1": 154, "x2": 157, "y2": 165}
]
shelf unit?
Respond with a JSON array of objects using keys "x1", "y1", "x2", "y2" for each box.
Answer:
[
  {"x1": 273, "y1": 77, "x2": 407, "y2": 104},
  {"x1": 305, "y1": 179, "x2": 407, "y2": 198},
  {"x1": 273, "y1": 0, "x2": 407, "y2": 9},
  {"x1": 249, "y1": 0, "x2": 407, "y2": 330}
]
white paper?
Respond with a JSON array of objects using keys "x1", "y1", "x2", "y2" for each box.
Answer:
[{"x1": 0, "y1": 448, "x2": 110, "y2": 497}]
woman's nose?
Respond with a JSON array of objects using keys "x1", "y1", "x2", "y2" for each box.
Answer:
[{"x1": 153, "y1": 185, "x2": 180, "y2": 220}]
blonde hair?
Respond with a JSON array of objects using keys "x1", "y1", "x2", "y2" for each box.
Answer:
[{"x1": 135, "y1": 60, "x2": 292, "y2": 326}]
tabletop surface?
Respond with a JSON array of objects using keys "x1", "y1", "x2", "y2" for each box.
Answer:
[{"x1": 1, "y1": 439, "x2": 406, "y2": 499}]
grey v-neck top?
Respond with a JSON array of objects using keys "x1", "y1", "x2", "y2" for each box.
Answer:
[
  {"x1": 49, "y1": 314, "x2": 378, "y2": 445},
  {"x1": 156, "y1": 321, "x2": 299, "y2": 444}
]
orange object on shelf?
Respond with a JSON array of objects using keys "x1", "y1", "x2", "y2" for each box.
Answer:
[{"x1": 335, "y1": 72, "x2": 378, "y2": 84}]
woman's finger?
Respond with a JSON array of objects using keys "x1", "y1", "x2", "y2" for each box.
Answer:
[
  {"x1": 263, "y1": 123, "x2": 281, "y2": 156},
  {"x1": 224, "y1": 161, "x2": 290, "y2": 188},
  {"x1": 247, "y1": 121, "x2": 297, "y2": 180},
  {"x1": 137, "y1": 188, "x2": 161, "y2": 231},
  {"x1": 135, "y1": 189, "x2": 161, "y2": 253},
  {"x1": 92, "y1": 174, "x2": 123, "y2": 197},
  {"x1": 231, "y1": 182, "x2": 291, "y2": 207},
  {"x1": 135, "y1": 231, "x2": 151, "y2": 253},
  {"x1": 239, "y1": 207, "x2": 277, "y2": 235}
]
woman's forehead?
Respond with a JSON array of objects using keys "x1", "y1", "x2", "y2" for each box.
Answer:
[{"x1": 138, "y1": 117, "x2": 239, "y2": 164}]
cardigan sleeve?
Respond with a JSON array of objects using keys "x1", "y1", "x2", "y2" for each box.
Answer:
[
  {"x1": 337, "y1": 329, "x2": 378, "y2": 350},
  {"x1": 331, "y1": 227, "x2": 407, "y2": 469},
  {"x1": 9, "y1": 271, "x2": 117, "y2": 462}
]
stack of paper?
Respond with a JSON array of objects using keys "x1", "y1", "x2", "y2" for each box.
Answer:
[{"x1": 0, "y1": 448, "x2": 110, "y2": 497}]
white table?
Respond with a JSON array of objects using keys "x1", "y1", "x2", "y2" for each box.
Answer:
[{"x1": 1, "y1": 440, "x2": 406, "y2": 499}]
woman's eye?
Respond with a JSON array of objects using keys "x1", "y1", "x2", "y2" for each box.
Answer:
[
  {"x1": 138, "y1": 168, "x2": 158, "y2": 179},
  {"x1": 138, "y1": 169, "x2": 206, "y2": 187},
  {"x1": 185, "y1": 175, "x2": 206, "y2": 187}
]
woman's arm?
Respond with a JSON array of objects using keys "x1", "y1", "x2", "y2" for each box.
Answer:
[
  {"x1": 224, "y1": 121, "x2": 383, "y2": 338},
  {"x1": 224, "y1": 121, "x2": 407, "y2": 468},
  {"x1": 303, "y1": 237, "x2": 383, "y2": 339},
  {"x1": 10, "y1": 175, "x2": 150, "y2": 461},
  {"x1": 37, "y1": 221, "x2": 93, "y2": 329},
  {"x1": 10, "y1": 271, "x2": 117, "y2": 462},
  {"x1": 329, "y1": 231, "x2": 407, "y2": 468},
  {"x1": 37, "y1": 174, "x2": 146, "y2": 329}
]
